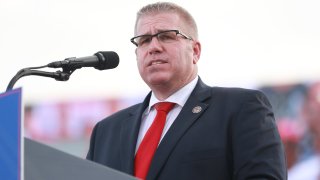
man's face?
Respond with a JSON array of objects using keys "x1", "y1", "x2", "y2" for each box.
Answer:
[{"x1": 134, "y1": 12, "x2": 200, "y2": 92}]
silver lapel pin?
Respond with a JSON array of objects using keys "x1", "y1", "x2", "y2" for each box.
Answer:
[{"x1": 192, "y1": 106, "x2": 202, "y2": 113}]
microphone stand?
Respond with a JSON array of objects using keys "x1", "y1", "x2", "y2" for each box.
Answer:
[{"x1": 6, "y1": 65, "x2": 77, "y2": 92}]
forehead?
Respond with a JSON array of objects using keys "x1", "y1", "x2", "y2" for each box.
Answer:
[{"x1": 136, "y1": 12, "x2": 183, "y2": 35}]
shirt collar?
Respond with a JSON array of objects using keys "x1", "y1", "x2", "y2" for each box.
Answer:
[{"x1": 146, "y1": 76, "x2": 199, "y2": 113}]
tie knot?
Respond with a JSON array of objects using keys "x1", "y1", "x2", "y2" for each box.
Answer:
[{"x1": 154, "y1": 102, "x2": 175, "y2": 113}]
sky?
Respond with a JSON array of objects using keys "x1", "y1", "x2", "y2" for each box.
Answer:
[{"x1": 0, "y1": 0, "x2": 319, "y2": 103}]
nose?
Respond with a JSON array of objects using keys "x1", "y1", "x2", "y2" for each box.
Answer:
[{"x1": 147, "y1": 36, "x2": 163, "y2": 54}]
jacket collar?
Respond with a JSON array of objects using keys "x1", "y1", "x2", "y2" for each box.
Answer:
[
  {"x1": 147, "y1": 78, "x2": 212, "y2": 180},
  {"x1": 120, "y1": 77, "x2": 212, "y2": 178}
]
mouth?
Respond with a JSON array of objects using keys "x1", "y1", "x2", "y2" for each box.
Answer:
[{"x1": 148, "y1": 59, "x2": 168, "y2": 66}]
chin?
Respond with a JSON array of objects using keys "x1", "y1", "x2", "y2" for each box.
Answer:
[{"x1": 147, "y1": 76, "x2": 171, "y2": 86}]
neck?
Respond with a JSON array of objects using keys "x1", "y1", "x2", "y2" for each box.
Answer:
[
  {"x1": 152, "y1": 87, "x2": 176, "y2": 101},
  {"x1": 151, "y1": 75, "x2": 197, "y2": 100}
]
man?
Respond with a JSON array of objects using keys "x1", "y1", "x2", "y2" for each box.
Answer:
[
  {"x1": 289, "y1": 82, "x2": 320, "y2": 179},
  {"x1": 87, "y1": 2, "x2": 287, "y2": 179}
]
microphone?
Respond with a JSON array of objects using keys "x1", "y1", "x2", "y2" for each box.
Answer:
[{"x1": 47, "y1": 51, "x2": 119, "y2": 70}]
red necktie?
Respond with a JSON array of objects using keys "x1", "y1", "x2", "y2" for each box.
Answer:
[{"x1": 134, "y1": 102, "x2": 175, "y2": 180}]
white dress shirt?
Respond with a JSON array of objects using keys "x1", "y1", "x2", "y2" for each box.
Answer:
[{"x1": 135, "y1": 76, "x2": 199, "y2": 153}]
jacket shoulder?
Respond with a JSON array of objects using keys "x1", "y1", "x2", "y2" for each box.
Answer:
[{"x1": 208, "y1": 86, "x2": 272, "y2": 107}]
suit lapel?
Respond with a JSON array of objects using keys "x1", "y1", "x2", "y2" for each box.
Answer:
[
  {"x1": 120, "y1": 93, "x2": 151, "y2": 174},
  {"x1": 147, "y1": 79, "x2": 212, "y2": 180}
]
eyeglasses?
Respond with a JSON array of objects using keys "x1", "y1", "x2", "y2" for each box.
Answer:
[{"x1": 130, "y1": 30, "x2": 193, "y2": 47}]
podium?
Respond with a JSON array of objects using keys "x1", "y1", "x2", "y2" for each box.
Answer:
[
  {"x1": 0, "y1": 88, "x2": 22, "y2": 180},
  {"x1": 0, "y1": 89, "x2": 136, "y2": 180},
  {"x1": 25, "y1": 138, "x2": 136, "y2": 180}
]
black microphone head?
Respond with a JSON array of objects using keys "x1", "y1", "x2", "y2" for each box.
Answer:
[{"x1": 94, "y1": 51, "x2": 119, "y2": 70}]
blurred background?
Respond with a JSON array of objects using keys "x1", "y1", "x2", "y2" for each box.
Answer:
[{"x1": 1, "y1": 0, "x2": 319, "y2": 179}]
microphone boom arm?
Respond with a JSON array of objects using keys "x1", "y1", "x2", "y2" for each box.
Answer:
[{"x1": 6, "y1": 67, "x2": 74, "y2": 92}]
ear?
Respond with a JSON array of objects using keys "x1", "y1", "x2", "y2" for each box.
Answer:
[{"x1": 192, "y1": 41, "x2": 201, "y2": 64}]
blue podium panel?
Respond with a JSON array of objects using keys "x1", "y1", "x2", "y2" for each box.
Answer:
[{"x1": 0, "y1": 88, "x2": 22, "y2": 180}]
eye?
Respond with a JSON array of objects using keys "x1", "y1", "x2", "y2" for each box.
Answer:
[
  {"x1": 137, "y1": 35, "x2": 152, "y2": 46},
  {"x1": 158, "y1": 32, "x2": 176, "y2": 41}
]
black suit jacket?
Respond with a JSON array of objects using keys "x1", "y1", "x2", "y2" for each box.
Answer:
[{"x1": 87, "y1": 79, "x2": 287, "y2": 179}]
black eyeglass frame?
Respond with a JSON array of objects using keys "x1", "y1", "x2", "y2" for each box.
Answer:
[{"x1": 130, "y1": 30, "x2": 193, "y2": 47}]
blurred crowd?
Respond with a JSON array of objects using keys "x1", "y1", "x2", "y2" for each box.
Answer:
[
  {"x1": 261, "y1": 82, "x2": 320, "y2": 179},
  {"x1": 24, "y1": 97, "x2": 142, "y2": 141}
]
